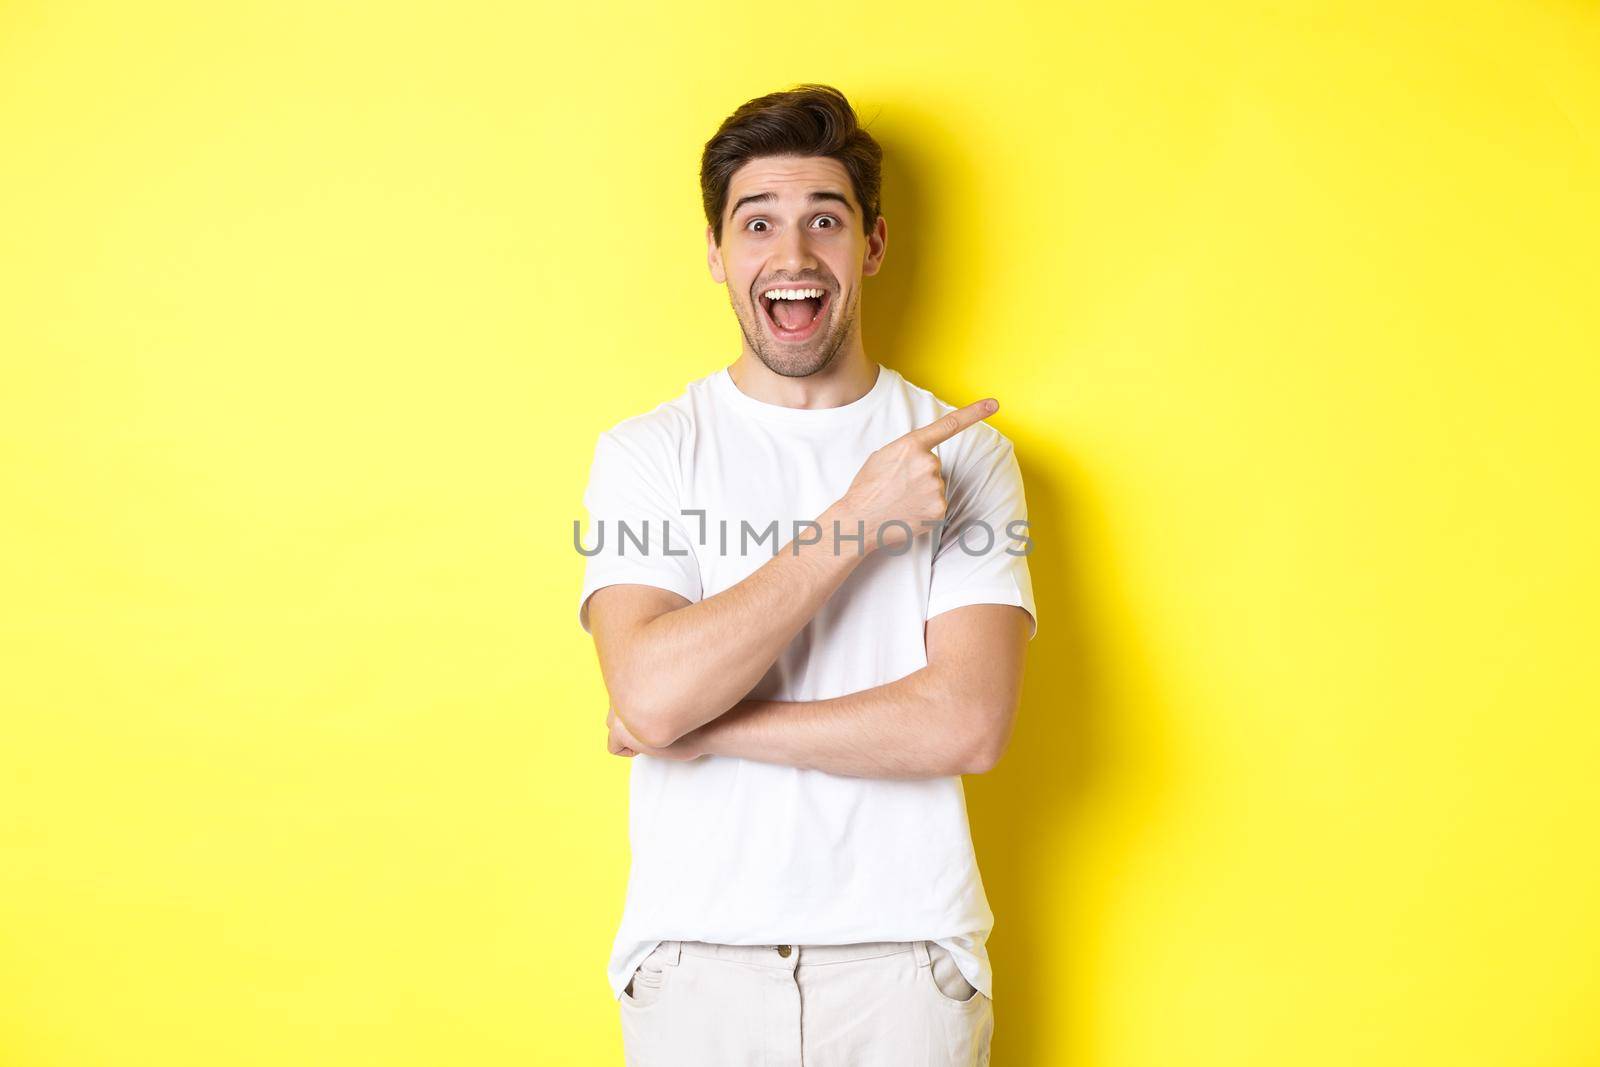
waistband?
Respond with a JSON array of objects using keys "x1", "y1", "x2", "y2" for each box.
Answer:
[{"x1": 659, "y1": 939, "x2": 931, "y2": 969}]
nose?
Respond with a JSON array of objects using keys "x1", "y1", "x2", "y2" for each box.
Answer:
[{"x1": 775, "y1": 220, "x2": 820, "y2": 275}]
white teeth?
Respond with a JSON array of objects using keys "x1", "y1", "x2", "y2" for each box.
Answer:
[{"x1": 763, "y1": 288, "x2": 825, "y2": 300}]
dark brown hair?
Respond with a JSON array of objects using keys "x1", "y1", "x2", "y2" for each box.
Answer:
[{"x1": 700, "y1": 83, "x2": 882, "y2": 246}]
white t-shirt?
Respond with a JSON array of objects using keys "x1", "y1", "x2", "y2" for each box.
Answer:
[{"x1": 577, "y1": 362, "x2": 1038, "y2": 1002}]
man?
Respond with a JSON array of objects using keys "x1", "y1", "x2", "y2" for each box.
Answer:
[{"x1": 577, "y1": 83, "x2": 1037, "y2": 1065}]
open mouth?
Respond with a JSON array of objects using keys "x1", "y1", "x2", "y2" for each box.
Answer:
[{"x1": 759, "y1": 286, "x2": 831, "y2": 343}]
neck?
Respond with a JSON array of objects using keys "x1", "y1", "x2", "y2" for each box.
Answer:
[{"x1": 727, "y1": 347, "x2": 878, "y2": 411}]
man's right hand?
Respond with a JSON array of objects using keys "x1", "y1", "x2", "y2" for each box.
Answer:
[{"x1": 831, "y1": 398, "x2": 999, "y2": 554}]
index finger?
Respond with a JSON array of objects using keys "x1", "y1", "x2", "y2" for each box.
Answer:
[{"x1": 904, "y1": 398, "x2": 999, "y2": 449}]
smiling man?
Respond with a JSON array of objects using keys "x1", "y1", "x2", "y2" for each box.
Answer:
[{"x1": 577, "y1": 83, "x2": 1037, "y2": 1065}]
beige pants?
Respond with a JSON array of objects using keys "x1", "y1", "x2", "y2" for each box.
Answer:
[{"x1": 619, "y1": 939, "x2": 993, "y2": 1066}]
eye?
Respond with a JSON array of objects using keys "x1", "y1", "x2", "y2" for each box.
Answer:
[
  {"x1": 746, "y1": 218, "x2": 770, "y2": 232},
  {"x1": 813, "y1": 215, "x2": 840, "y2": 229}
]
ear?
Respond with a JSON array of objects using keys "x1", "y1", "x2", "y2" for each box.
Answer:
[
  {"x1": 707, "y1": 225, "x2": 727, "y2": 284},
  {"x1": 861, "y1": 214, "x2": 888, "y2": 278}
]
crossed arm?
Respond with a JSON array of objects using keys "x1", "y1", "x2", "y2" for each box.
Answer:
[
  {"x1": 585, "y1": 397, "x2": 1030, "y2": 779},
  {"x1": 597, "y1": 591, "x2": 1029, "y2": 778},
  {"x1": 685, "y1": 601, "x2": 1029, "y2": 777}
]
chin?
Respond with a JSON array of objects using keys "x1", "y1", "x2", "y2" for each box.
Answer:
[{"x1": 757, "y1": 342, "x2": 839, "y2": 379}]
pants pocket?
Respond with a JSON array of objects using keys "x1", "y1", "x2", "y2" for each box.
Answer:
[
  {"x1": 924, "y1": 940, "x2": 985, "y2": 1006},
  {"x1": 620, "y1": 943, "x2": 673, "y2": 1010}
]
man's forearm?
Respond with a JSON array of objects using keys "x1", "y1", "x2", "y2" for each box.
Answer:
[
  {"x1": 674, "y1": 666, "x2": 986, "y2": 779},
  {"x1": 604, "y1": 503, "x2": 868, "y2": 747}
]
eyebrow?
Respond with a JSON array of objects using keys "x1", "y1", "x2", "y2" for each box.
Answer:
[{"x1": 728, "y1": 190, "x2": 856, "y2": 221}]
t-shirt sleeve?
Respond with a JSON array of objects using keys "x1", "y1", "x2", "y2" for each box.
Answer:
[
  {"x1": 925, "y1": 431, "x2": 1039, "y2": 640},
  {"x1": 576, "y1": 428, "x2": 703, "y2": 634}
]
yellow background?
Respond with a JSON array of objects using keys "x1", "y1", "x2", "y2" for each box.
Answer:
[{"x1": 3, "y1": 2, "x2": 1597, "y2": 1064}]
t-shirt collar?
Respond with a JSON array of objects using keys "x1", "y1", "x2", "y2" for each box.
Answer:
[{"x1": 714, "y1": 362, "x2": 894, "y2": 427}]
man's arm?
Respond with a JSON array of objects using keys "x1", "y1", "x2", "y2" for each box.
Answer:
[
  {"x1": 588, "y1": 522, "x2": 861, "y2": 749},
  {"x1": 610, "y1": 604, "x2": 1031, "y2": 778},
  {"x1": 589, "y1": 398, "x2": 1000, "y2": 751}
]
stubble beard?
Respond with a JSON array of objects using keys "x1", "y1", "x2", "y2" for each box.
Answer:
[{"x1": 733, "y1": 285, "x2": 857, "y2": 379}]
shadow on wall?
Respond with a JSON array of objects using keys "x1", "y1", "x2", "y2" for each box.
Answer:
[
  {"x1": 859, "y1": 123, "x2": 975, "y2": 388},
  {"x1": 964, "y1": 445, "x2": 1174, "y2": 1066},
  {"x1": 868, "y1": 122, "x2": 1180, "y2": 1065}
]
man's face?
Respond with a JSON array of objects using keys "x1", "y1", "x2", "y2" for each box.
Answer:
[{"x1": 707, "y1": 154, "x2": 886, "y2": 378}]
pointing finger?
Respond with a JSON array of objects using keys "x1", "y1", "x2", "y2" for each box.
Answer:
[{"x1": 904, "y1": 398, "x2": 999, "y2": 450}]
